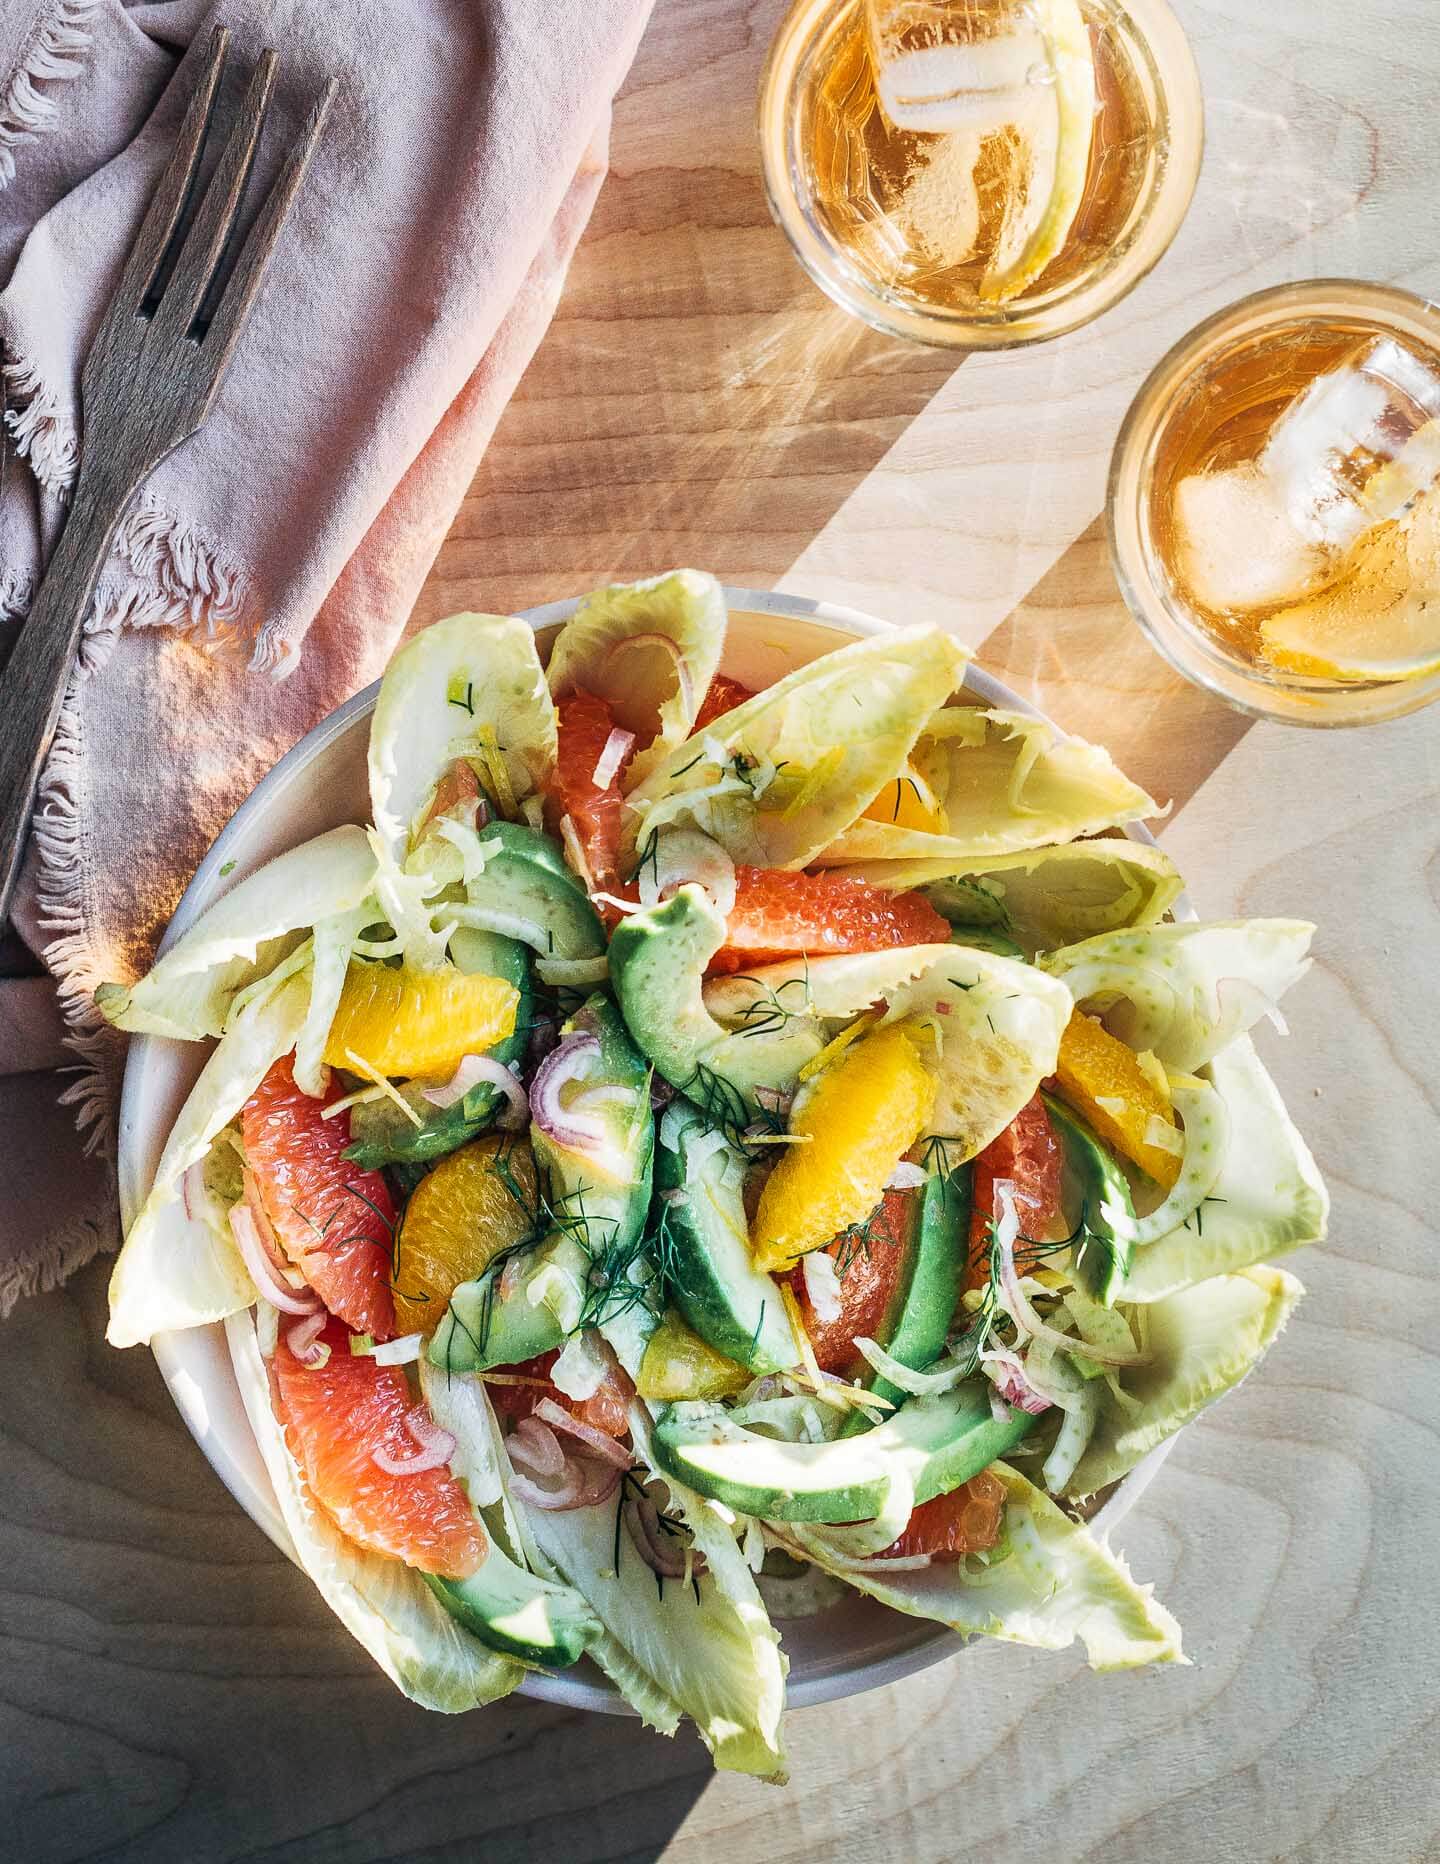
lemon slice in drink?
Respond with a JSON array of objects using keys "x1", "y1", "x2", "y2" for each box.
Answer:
[
  {"x1": 980, "y1": 0, "x2": 1096, "y2": 305},
  {"x1": 1260, "y1": 484, "x2": 1440, "y2": 683}
]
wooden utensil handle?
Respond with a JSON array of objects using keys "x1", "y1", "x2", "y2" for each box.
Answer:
[{"x1": 0, "y1": 479, "x2": 129, "y2": 927}]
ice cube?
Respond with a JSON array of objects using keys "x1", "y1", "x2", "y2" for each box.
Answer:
[
  {"x1": 872, "y1": 22, "x2": 1047, "y2": 134},
  {"x1": 1174, "y1": 337, "x2": 1440, "y2": 616},
  {"x1": 1260, "y1": 337, "x2": 1440, "y2": 552},
  {"x1": 1173, "y1": 463, "x2": 1336, "y2": 614}
]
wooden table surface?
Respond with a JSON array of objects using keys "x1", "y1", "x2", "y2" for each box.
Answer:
[{"x1": 7, "y1": 2, "x2": 1440, "y2": 1859}]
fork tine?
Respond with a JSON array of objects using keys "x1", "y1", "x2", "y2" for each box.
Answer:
[
  {"x1": 199, "y1": 78, "x2": 338, "y2": 371},
  {"x1": 113, "y1": 27, "x2": 230, "y2": 315},
  {"x1": 151, "y1": 51, "x2": 278, "y2": 341}
]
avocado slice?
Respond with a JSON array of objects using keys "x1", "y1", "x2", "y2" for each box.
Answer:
[
  {"x1": 344, "y1": 927, "x2": 531, "y2": 1169},
  {"x1": 608, "y1": 886, "x2": 824, "y2": 1120},
  {"x1": 1043, "y1": 1091, "x2": 1136, "y2": 1305},
  {"x1": 459, "y1": 820, "x2": 605, "y2": 960},
  {"x1": 653, "y1": 1102, "x2": 798, "y2": 1375},
  {"x1": 425, "y1": 1544, "x2": 600, "y2": 1668},
  {"x1": 429, "y1": 995, "x2": 654, "y2": 1374},
  {"x1": 837, "y1": 1168, "x2": 968, "y2": 1435},
  {"x1": 652, "y1": 1383, "x2": 1034, "y2": 1523}
]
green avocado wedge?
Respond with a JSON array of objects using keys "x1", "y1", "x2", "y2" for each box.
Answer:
[
  {"x1": 455, "y1": 820, "x2": 606, "y2": 961},
  {"x1": 652, "y1": 1384, "x2": 1035, "y2": 1523},
  {"x1": 608, "y1": 887, "x2": 824, "y2": 1120},
  {"x1": 428, "y1": 994, "x2": 654, "y2": 1376},
  {"x1": 653, "y1": 1103, "x2": 798, "y2": 1375},
  {"x1": 344, "y1": 928, "x2": 531, "y2": 1169},
  {"x1": 424, "y1": 1549, "x2": 600, "y2": 1669},
  {"x1": 1043, "y1": 1092, "x2": 1136, "y2": 1306}
]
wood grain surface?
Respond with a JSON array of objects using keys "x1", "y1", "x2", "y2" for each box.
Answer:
[{"x1": 7, "y1": 1, "x2": 1440, "y2": 1859}]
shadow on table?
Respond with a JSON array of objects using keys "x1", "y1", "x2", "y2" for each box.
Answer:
[
  {"x1": 412, "y1": 0, "x2": 968, "y2": 624},
  {"x1": 0, "y1": 1258, "x2": 726, "y2": 1864}
]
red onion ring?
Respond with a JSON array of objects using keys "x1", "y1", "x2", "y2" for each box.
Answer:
[
  {"x1": 229, "y1": 1205, "x2": 319, "y2": 1316},
  {"x1": 420, "y1": 1053, "x2": 529, "y2": 1128},
  {"x1": 603, "y1": 631, "x2": 694, "y2": 718},
  {"x1": 508, "y1": 1415, "x2": 566, "y2": 1480},
  {"x1": 530, "y1": 1032, "x2": 609, "y2": 1153},
  {"x1": 624, "y1": 1492, "x2": 687, "y2": 1578},
  {"x1": 993, "y1": 1187, "x2": 1141, "y2": 1368},
  {"x1": 286, "y1": 1310, "x2": 330, "y2": 1367},
  {"x1": 510, "y1": 1468, "x2": 586, "y2": 1510},
  {"x1": 534, "y1": 1398, "x2": 633, "y2": 1469},
  {"x1": 181, "y1": 1160, "x2": 205, "y2": 1221},
  {"x1": 371, "y1": 1410, "x2": 457, "y2": 1476}
]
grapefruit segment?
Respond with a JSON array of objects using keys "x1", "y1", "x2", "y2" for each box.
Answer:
[
  {"x1": 708, "y1": 867, "x2": 950, "y2": 974},
  {"x1": 272, "y1": 1316, "x2": 486, "y2": 1579},
  {"x1": 784, "y1": 1187, "x2": 916, "y2": 1375},
  {"x1": 241, "y1": 1055, "x2": 397, "y2": 1338},
  {"x1": 693, "y1": 673, "x2": 756, "y2": 731},
  {"x1": 879, "y1": 1469, "x2": 1007, "y2": 1560},
  {"x1": 487, "y1": 1349, "x2": 634, "y2": 1438},
  {"x1": 544, "y1": 688, "x2": 633, "y2": 891},
  {"x1": 967, "y1": 1093, "x2": 1063, "y2": 1291}
]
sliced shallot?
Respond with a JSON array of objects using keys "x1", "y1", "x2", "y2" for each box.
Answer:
[
  {"x1": 592, "y1": 727, "x2": 636, "y2": 791},
  {"x1": 286, "y1": 1310, "x2": 330, "y2": 1368},
  {"x1": 229, "y1": 1205, "x2": 319, "y2": 1316},
  {"x1": 420, "y1": 1053, "x2": 529, "y2": 1128},
  {"x1": 534, "y1": 1397, "x2": 633, "y2": 1469},
  {"x1": 529, "y1": 1032, "x2": 609, "y2": 1153}
]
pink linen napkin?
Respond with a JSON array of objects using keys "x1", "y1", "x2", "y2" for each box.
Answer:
[{"x1": 0, "y1": 0, "x2": 653, "y2": 1310}]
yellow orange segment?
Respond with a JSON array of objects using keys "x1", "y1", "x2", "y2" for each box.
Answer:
[
  {"x1": 862, "y1": 762, "x2": 947, "y2": 834},
  {"x1": 1051, "y1": 1009, "x2": 1180, "y2": 1189},
  {"x1": 751, "y1": 1022, "x2": 934, "y2": 1273},
  {"x1": 392, "y1": 1136, "x2": 539, "y2": 1334},
  {"x1": 637, "y1": 1312, "x2": 750, "y2": 1402},
  {"x1": 323, "y1": 960, "x2": 518, "y2": 1079}
]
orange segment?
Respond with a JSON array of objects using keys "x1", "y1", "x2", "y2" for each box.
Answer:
[
  {"x1": 1051, "y1": 1009, "x2": 1181, "y2": 1189},
  {"x1": 322, "y1": 961, "x2": 518, "y2": 1079},
  {"x1": 637, "y1": 1312, "x2": 750, "y2": 1401},
  {"x1": 751, "y1": 1023, "x2": 934, "y2": 1273},
  {"x1": 392, "y1": 1136, "x2": 539, "y2": 1334},
  {"x1": 273, "y1": 1316, "x2": 487, "y2": 1578},
  {"x1": 862, "y1": 762, "x2": 947, "y2": 834}
]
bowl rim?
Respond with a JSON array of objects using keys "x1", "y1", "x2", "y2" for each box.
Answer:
[{"x1": 121, "y1": 583, "x2": 1178, "y2": 1716}]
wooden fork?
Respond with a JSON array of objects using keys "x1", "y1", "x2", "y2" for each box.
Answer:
[{"x1": 0, "y1": 28, "x2": 335, "y2": 925}]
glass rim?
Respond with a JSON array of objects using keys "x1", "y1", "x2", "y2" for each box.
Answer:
[
  {"x1": 758, "y1": 0, "x2": 1206, "y2": 352},
  {"x1": 1107, "y1": 277, "x2": 1440, "y2": 728}
]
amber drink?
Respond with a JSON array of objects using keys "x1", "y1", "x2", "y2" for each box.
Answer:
[
  {"x1": 760, "y1": 0, "x2": 1202, "y2": 348},
  {"x1": 1110, "y1": 281, "x2": 1440, "y2": 726}
]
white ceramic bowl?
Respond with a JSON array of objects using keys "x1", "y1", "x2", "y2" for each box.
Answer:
[{"x1": 117, "y1": 587, "x2": 1176, "y2": 1714}]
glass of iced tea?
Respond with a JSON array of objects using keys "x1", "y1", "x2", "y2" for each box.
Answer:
[
  {"x1": 759, "y1": 0, "x2": 1202, "y2": 349},
  {"x1": 1109, "y1": 280, "x2": 1440, "y2": 726}
]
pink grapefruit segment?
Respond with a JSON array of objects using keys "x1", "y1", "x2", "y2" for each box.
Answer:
[
  {"x1": 241, "y1": 1055, "x2": 397, "y2": 1340},
  {"x1": 273, "y1": 1317, "x2": 487, "y2": 1579}
]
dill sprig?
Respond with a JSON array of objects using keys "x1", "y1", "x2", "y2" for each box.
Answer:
[{"x1": 728, "y1": 966, "x2": 813, "y2": 1042}]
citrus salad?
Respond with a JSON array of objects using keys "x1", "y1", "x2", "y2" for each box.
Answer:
[{"x1": 100, "y1": 572, "x2": 1327, "y2": 1778}]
